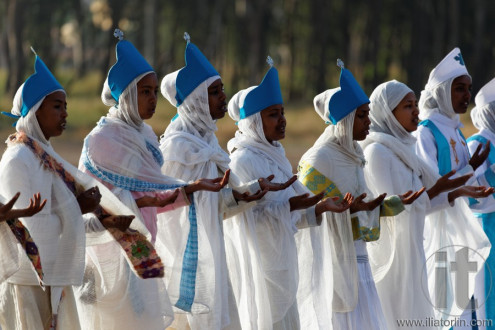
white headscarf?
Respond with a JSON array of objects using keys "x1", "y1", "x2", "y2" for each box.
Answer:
[
  {"x1": 418, "y1": 77, "x2": 458, "y2": 120},
  {"x1": 11, "y1": 83, "x2": 65, "y2": 146},
  {"x1": 471, "y1": 78, "x2": 495, "y2": 133},
  {"x1": 471, "y1": 102, "x2": 495, "y2": 133},
  {"x1": 227, "y1": 87, "x2": 293, "y2": 176},
  {"x1": 312, "y1": 89, "x2": 365, "y2": 167},
  {"x1": 369, "y1": 80, "x2": 416, "y2": 145},
  {"x1": 161, "y1": 71, "x2": 221, "y2": 138},
  {"x1": 102, "y1": 71, "x2": 153, "y2": 131},
  {"x1": 363, "y1": 80, "x2": 438, "y2": 188},
  {"x1": 160, "y1": 72, "x2": 231, "y2": 172}
]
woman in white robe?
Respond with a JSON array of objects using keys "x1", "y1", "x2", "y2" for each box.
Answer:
[
  {"x1": 361, "y1": 80, "x2": 493, "y2": 329},
  {"x1": 415, "y1": 48, "x2": 493, "y2": 329},
  {"x1": 158, "y1": 37, "x2": 296, "y2": 330},
  {"x1": 298, "y1": 62, "x2": 425, "y2": 330},
  {"x1": 78, "y1": 31, "x2": 231, "y2": 330},
  {"x1": 224, "y1": 58, "x2": 351, "y2": 330},
  {"x1": 0, "y1": 54, "x2": 145, "y2": 330}
]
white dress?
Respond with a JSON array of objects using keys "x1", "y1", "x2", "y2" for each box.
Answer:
[
  {"x1": 415, "y1": 112, "x2": 491, "y2": 329},
  {"x1": 362, "y1": 132, "x2": 451, "y2": 329},
  {"x1": 224, "y1": 136, "x2": 318, "y2": 330},
  {"x1": 0, "y1": 139, "x2": 86, "y2": 330},
  {"x1": 158, "y1": 129, "x2": 259, "y2": 330},
  {"x1": 299, "y1": 139, "x2": 389, "y2": 330},
  {"x1": 78, "y1": 116, "x2": 185, "y2": 330}
]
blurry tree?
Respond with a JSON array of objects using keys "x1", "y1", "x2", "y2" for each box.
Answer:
[{"x1": 2, "y1": 0, "x2": 495, "y2": 101}]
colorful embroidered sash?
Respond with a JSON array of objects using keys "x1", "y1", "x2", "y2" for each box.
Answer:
[
  {"x1": 6, "y1": 218, "x2": 43, "y2": 283},
  {"x1": 82, "y1": 138, "x2": 198, "y2": 311},
  {"x1": 298, "y1": 160, "x2": 380, "y2": 241},
  {"x1": 9, "y1": 132, "x2": 164, "y2": 279},
  {"x1": 298, "y1": 160, "x2": 404, "y2": 242}
]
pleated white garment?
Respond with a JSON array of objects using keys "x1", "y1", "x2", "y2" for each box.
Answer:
[
  {"x1": 299, "y1": 126, "x2": 387, "y2": 330},
  {"x1": 224, "y1": 135, "x2": 316, "y2": 330}
]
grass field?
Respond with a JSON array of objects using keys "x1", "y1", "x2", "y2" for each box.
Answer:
[{"x1": 0, "y1": 70, "x2": 477, "y2": 171}]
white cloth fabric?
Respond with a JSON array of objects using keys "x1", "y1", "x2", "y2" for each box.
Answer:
[
  {"x1": 419, "y1": 77, "x2": 459, "y2": 120},
  {"x1": 102, "y1": 72, "x2": 152, "y2": 131},
  {"x1": 331, "y1": 242, "x2": 388, "y2": 330},
  {"x1": 299, "y1": 135, "x2": 385, "y2": 330},
  {"x1": 75, "y1": 74, "x2": 185, "y2": 329},
  {"x1": 425, "y1": 47, "x2": 469, "y2": 91},
  {"x1": 298, "y1": 101, "x2": 389, "y2": 328},
  {"x1": 2, "y1": 84, "x2": 86, "y2": 287},
  {"x1": 1, "y1": 81, "x2": 174, "y2": 329},
  {"x1": 474, "y1": 77, "x2": 495, "y2": 111},
  {"x1": 471, "y1": 98, "x2": 495, "y2": 134},
  {"x1": 312, "y1": 87, "x2": 340, "y2": 123},
  {"x1": 415, "y1": 112, "x2": 473, "y2": 178},
  {"x1": 414, "y1": 83, "x2": 491, "y2": 328},
  {"x1": 0, "y1": 282, "x2": 80, "y2": 330},
  {"x1": 0, "y1": 220, "x2": 21, "y2": 284},
  {"x1": 0, "y1": 192, "x2": 25, "y2": 284},
  {"x1": 361, "y1": 132, "x2": 442, "y2": 330},
  {"x1": 369, "y1": 80, "x2": 417, "y2": 145},
  {"x1": 223, "y1": 106, "x2": 319, "y2": 329},
  {"x1": 158, "y1": 75, "x2": 259, "y2": 329}
]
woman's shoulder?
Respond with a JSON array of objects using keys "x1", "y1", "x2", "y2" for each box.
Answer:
[
  {"x1": 300, "y1": 143, "x2": 338, "y2": 166},
  {"x1": 364, "y1": 141, "x2": 392, "y2": 157},
  {"x1": 2, "y1": 142, "x2": 35, "y2": 162},
  {"x1": 230, "y1": 146, "x2": 256, "y2": 165}
]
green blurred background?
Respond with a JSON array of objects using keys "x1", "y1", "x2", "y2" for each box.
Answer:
[{"x1": 0, "y1": 0, "x2": 490, "y2": 168}]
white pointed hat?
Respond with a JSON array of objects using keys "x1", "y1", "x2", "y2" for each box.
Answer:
[{"x1": 425, "y1": 47, "x2": 469, "y2": 90}]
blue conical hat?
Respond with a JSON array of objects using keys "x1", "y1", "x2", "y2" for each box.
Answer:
[
  {"x1": 175, "y1": 32, "x2": 219, "y2": 106},
  {"x1": 107, "y1": 29, "x2": 154, "y2": 102},
  {"x1": 327, "y1": 59, "x2": 369, "y2": 124},
  {"x1": 20, "y1": 54, "x2": 64, "y2": 117},
  {"x1": 239, "y1": 56, "x2": 283, "y2": 119}
]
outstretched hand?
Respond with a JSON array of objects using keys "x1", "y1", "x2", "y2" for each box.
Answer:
[
  {"x1": 456, "y1": 186, "x2": 494, "y2": 199},
  {"x1": 184, "y1": 170, "x2": 230, "y2": 194},
  {"x1": 399, "y1": 187, "x2": 426, "y2": 205},
  {"x1": 77, "y1": 186, "x2": 102, "y2": 214},
  {"x1": 427, "y1": 170, "x2": 472, "y2": 200},
  {"x1": 289, "y1": 192, "x2": 324, "y2": 211},
  {"x1": 315, "y1": 192, "x2": 354, "y2": 216},
  {"x1": 0, "y1": 192, "x2": 47, "y2": 222},
  {"x1": 469, "y1": 142, "x2": 490, "y2": 171},
  {"x1": 349, "y1": 193, "x2": 387, "y2": 213},
  {"x1": 100, "y1": 215, "x2": 135, "y2": 232},
  {"x1": 233, "y1": 188, "x2": 269, "y2": 203},
  {"x1": 135, "y1": 189, "x2": 180, "y2": 208},
  {"x1": 258, "y1": 175, "x2": 297, "y2": 192}
]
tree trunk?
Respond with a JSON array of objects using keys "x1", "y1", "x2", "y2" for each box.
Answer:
[{"x1": 6, "y1": 0, "x2": 25, "y2": 98}]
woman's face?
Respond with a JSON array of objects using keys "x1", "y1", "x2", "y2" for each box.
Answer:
[
  {"x1": 352, "y1": 103, "x2": 371, "y2": 141},
  {"x1": 260, "y1": 104, "x2": 286, "y2": 143},
  {"x1": 392, "y1": 92, "x2": 419, "y2": 132},
  {"x1": 451, "y1": 75, "x2": 472, "y2": 114},
  {"x1": 137, "y1": 72, "x2": 158, "y2": 120},
  {"x1": 36, "y1": 91, "x2": 67, "y2": 140},
  {"x1": 208, "y1": 78, "x2": 227, "y2": 120}
]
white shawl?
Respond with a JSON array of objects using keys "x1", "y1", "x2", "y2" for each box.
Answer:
[{"x1": 224, "y1": 101, "x2": 309, "y2": 328}]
